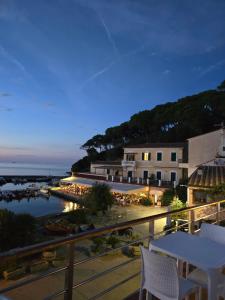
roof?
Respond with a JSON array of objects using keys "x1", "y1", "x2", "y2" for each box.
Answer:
[
  {"x1": 124, "y1": 142, "x2": 187, "y2": 149},
  {"x1": 189, "y1": 166, "x2": 225, "y2": 188},
  {"x1": 187, "y1": 128, "x2": 222, "y2": 141},
  {"x1": 91, "y1": 161, "x2": 121, "y2": 165},
  {"x1": 61, "y1": 176, "x2": 146, "y2": 194},
  {"x1": 94, "y1": 165, "x2": 123, "y2": 169}
]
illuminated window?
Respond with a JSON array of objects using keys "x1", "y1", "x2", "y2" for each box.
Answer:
[{"x1": 142, "y1": 152, "x2": 151, "y2": 161}]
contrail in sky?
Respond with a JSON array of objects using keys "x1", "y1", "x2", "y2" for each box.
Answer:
[
  {"x1": 96, "y1": 11, "x2": 119, "y2": 57},
  {"x1": 77, "y1": 60, "x2": 115, "y2": 91},
  {"x1": 0, "y1": 45, "x2": 27, "y2": 73},
  {"x1": 77, "y1": 43, "x2": 149, "y2": 92}
]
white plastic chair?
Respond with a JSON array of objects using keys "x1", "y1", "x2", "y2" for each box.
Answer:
[
  {"x1": 140, "y1": 246, "x2": 199, "y2": 300},
  {"x1": 187, "y1": 223, "x2": 225, "y2": 299}
]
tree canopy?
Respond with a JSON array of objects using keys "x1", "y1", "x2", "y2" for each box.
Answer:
[
  {"x1": 72, "y1": 80, "x2": 225, "y2": 172},
  {"x1": 84, "y1": 183, "x2": 114, "y2": 215}
]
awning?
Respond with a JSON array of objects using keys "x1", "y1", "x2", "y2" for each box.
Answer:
[{"x1": 61, "y1": 176, "x2": 147, "y2": 194}]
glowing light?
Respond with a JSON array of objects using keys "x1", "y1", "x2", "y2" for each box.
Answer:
[{"x1": 62, "y1": 201, "x2": 78, "y2": 213}]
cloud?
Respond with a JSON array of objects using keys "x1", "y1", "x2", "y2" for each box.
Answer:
[
  {"x1": 199, "y1": 59, "x2": 225, "y2": 77},
  {"x1": 43, "y1": 101, "x2": 55, "y2": 108},
  {"x1": 0, "y1": 105, "x2": 14, "y2": 112},
  {"x1": 0, "y1": 0, "x2": 26, "y2": 22},
  {"x1": 0, "y1": 92, "x2": 11, "y2": 97},
  {"x1": 163, "y1": 69, "x2": 171, "y2": 75},
  {"x1": 74, "y1": 0, "x2": 225, "y2": 56}
]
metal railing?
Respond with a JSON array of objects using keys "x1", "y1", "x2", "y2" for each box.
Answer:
[
  {"x1": 1, "y1": 199, "x2": 225, "y2": 300},
  {"x1": 107, "y1": 175, "x2": 174, "y2": 188}
]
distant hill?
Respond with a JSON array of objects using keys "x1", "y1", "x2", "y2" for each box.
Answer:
[{"x1": 72, "y1": 81, "x2": 225, "y2": 172}]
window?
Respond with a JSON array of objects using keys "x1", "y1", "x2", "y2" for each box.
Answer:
[
  {"x1": 126, "y1": 154, "x2": 135, "y2": 161},
  {"x1": 171, "y1": 152, "x2": 177, "y2": 162},
  {"x1": 107, "y1": 169, "x2": 110, "y2": 175},
  {"x1": 171, "y1": 172, "x2": 176, "y2": 182},
  {"x1": 142, "y1": 152, "x2": 151, "y2": 161},
  {"x1": 143, "y1": 170, "x2": 148, "y2": 179},
  {"x1": 157, "y1": 152, "x2": 162, "y2": 161},
  {"x1": 223, "y1": 146, "x2": 225, "y2": 152},
  {"x1": 127, "y1": 171, "x2": 133, "y2": 178},
  {"x1": 156, "y1": 171, "x2": 162, "y2": 180}
]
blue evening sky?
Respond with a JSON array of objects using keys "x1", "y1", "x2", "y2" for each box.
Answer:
[{"x1": 0, "y1": 0, "x2": 225, "y2": 167}]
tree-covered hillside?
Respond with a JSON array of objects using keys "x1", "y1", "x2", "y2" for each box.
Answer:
[{"x1": 72, "y1": 81, "x2": 225, "y2": 172}]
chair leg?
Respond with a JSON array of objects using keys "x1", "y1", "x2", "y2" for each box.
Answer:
[
  {"x1": 195, "y1": 288, "x2": 200, "y2": 300},
  {"x1": 139, "y1": 287, "x2": 143, "y2": 300},
  {"x1": 146, "y1": 291, "x2": 152, "y2": 300},
  {"x1": 199, "y1": 287, "x2": 203, "y2": 300}
]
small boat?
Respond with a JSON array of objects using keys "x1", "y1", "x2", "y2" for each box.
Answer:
[
  {"x1": 45, "y1": 219, "x2": 75, "y2": 235},
  {"x1": 40, "y1": 188, "x2": 49, "y2": 194}
]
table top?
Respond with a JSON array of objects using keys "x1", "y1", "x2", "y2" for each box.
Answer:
[{"x1": 150, "y1": 231, "x2": 225, "y2": 270}]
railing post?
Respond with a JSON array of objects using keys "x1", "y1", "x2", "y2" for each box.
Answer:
[
  {"x1": 64, "y1": 243, "x2": 75, "y2": 300},
  {"x1": 120, "y1": 176, "x2": 123, "y2": 182},
  {"x1": 188, "y1": 210, "x2": 195, "y2": 234},
  {"x1": 148, "y1": 220, "x2": 155, "y2": 248},
  {"x1": 216, "y1": 202, "x2": 221, "y2": 224}
]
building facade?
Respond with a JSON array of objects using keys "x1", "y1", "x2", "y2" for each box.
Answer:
[
  {"x1": 180, "y1": 128, "x2": 225, "y2": 176},
  {"x1": 122, "y1": 143, "x2": 187, "y2": 184}
]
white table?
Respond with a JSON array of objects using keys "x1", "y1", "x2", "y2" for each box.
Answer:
[{"x1": 150, "y1": 231, "x2": 225, "y2": 300}]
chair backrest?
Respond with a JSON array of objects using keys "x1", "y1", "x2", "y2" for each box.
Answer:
[
  {"x1": 200, "y1": 223, "x2": 225, "y2": 245},
  {"x1": 140, "y1": 246, "x2": 179, "y2": 299}
]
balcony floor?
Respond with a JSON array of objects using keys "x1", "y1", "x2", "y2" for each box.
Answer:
[{"x1": 125, "y1": 289, "x2": 207, "y2": 300}]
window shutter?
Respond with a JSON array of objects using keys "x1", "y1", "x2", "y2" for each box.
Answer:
[
  {"x1": 148, "y1": 152, "x2": 151, "y2": 160},
  {"x1": 142, "y1": 153, "x2": 144, "y2": 160}
]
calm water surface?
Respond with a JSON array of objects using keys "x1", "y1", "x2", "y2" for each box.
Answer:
[
  {"x1": 0, "y1": 162, "x2": 69, "y2": 176},
  {"x1": 0, "y1": 182, "x2": 78, "y2": 217}
]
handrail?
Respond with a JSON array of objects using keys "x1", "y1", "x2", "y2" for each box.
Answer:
[{"x1": 1, "y1": 199, "x2": 225, "y2": 262}]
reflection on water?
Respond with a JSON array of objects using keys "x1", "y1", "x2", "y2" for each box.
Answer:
[
  {"x1": 0, "y1": 182, "x2": 79, "y2": 217},
  {"x1": 62, "y1": 201, "x2": 78, "y2": 213},
  {"x1": 0, "y1": 195, "x2": 78, "y2": 217}
]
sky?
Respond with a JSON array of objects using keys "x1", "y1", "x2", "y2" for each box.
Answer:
[{"x1": 0, "y1": 0, "x2": 225, "y2": 167}]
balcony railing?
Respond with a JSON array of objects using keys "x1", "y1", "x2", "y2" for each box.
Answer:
[
  {"x1": 121, "y1": 160, "x2": 136, "y2": 168},
  {"x1": 107, "y1": 175, "x2": 175, "y2": 188},
  {"x1": 0, "y1": 200, "x2": 225, "y2": 300}
]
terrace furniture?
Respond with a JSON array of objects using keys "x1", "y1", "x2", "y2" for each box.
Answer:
[
  {"x1": 139, "y1": 246, "x2": 199, "y2": 300},
  {"x1": 150, "y1": 231, "x2": 225, "y2": 300},
  {"x1": 187, "y1": 223, "x2": 225, "y2": 298},
  {"x1": 3, "y1": 266, "x2": 26, "y2": 280}
]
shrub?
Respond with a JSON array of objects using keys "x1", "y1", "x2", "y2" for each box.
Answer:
[
  {"x1": 0, "y1": 209, "x2": 15, "y2": 251},
  {"x1": 84, "y1": 183, "x2": 114, "y2": 215},
  {"x1": 91, "y1": 237, "x2": 106, "y2": 253},
  {"x1": 140, "y1": 197, "x2": 152, "y2": 206},
  {"x1": 106, "y1": 236, "x2": 120, "y2": 249},
  {"x1": 0, "y1": 209, "x2": 36, "y2": 252},
  {"x1": 13, "y1": 214, "x2": 36, "y2": 247},
  {"x1": 161, "y1": 189, "x2": 175, "y2": 206},
  {"x1": 66, "y1": 209, "x2": 87, "y2": 224}
]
